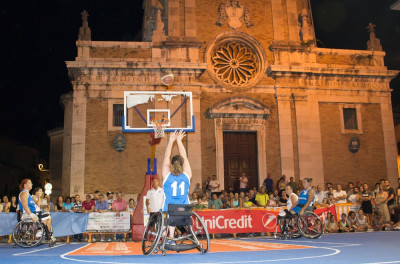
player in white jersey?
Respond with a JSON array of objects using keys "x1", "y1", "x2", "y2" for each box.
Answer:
[{"x1": 162, "y1": 130, "x2": 192, "y2": 242}]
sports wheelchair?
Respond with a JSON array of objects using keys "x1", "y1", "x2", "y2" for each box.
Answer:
[
  {"x1": 274, "y1": 207, "x2": 323, "y2": 240},
  {"x1": 12, "y1": 212, "x2": 56, "y2": 248},
  {"x1": 142, "y1": 204, "x2": 210, "y2": 256}
]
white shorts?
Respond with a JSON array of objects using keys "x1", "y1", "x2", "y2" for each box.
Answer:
[{"x1": 21, "y1": 213, "x2": 51, "y2": 221}]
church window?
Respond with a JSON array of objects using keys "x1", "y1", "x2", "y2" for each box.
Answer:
[
  {"x1": 343, "y1": 108, "x2": 357, "y2": 130},
  {"x1": 113, "y1": 104, "x2": 124, "y2": 127},
  {"x1": 339, "y1": 104, "x2": 362, "y2": 134}
]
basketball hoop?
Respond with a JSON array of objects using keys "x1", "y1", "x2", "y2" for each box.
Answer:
[{"x1": 150, "y1": 117, "x2": 170, "y2": 138}]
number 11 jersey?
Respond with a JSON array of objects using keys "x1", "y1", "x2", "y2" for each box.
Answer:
[{"x1": 163, "y1": 172, "x2": 190, "y2": 211}]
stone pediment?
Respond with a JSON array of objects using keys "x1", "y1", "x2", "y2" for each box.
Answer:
[{"x1": 205, "y1": 98, "x2": 270, "y2": 119}]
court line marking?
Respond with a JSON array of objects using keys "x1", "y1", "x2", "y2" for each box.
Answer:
[
  {"x1": 60, "y1": 245, "x2": 340, "y2": 264},
  {"x1": 362, "y1": 261, "x2": 400, "y2": 264},
  {"x1": 13, "y1": 244, "x2": 67, "y2": 256}
]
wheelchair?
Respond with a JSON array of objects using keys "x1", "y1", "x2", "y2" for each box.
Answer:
[
  {"x1": 12, "y1": 212, "x2": 56, "y2": 248},
  {"x1": 142, "y1": 204, "x2": 210, "y2": 256},
  {"x1": 275, "y1": 207, "x2": 323, "y2": 240}
]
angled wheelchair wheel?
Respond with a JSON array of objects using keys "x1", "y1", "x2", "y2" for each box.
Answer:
[
  {"x1": 142, "y1": 212, "x2": 164, "y2": 255},
  {"x1": 296, "y1": 212, "x2": 323, "y2": 239},
  {"x1": 12, "y1": 220, "x2": 45, "y2": 248},
  {"x1": 191, "y1": 212, "x2": 210, "y2": 253},
  {"x1": 278, "y1": 215, "x2": 301, "y2": 240}
]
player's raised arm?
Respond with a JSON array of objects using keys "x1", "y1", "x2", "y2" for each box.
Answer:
[
  {"x1": 162, "y1": 131, "x2": 178, "y2": 181},
  {"x1": 176, "y1": 130, "x2": 192, "y2": 179}
]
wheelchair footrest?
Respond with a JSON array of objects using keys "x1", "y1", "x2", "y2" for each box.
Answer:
[{"x1": 165, "y1": 243, "x2": 198, "y2": 251}]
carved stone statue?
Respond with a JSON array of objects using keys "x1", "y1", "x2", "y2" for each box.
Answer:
[
  {"x1": 216, "y1": 1, "x2": 253, "y2": 29},
  {"x1": 152, "y1": 1, "x2": 166, "y2": 42},
  {"x1": 366, "y1": 23, "x2": 382, "y2": 51},
  {"x1": 299, "y1": 8, "x2": 314, "y2": 43},
  {"x1": 78, "y1": 10, "x2": 91, "y2": 41}
]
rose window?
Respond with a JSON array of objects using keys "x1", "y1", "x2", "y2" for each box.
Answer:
[{"x1": 211, "y1": 41, "x2": 258, "y2": 87}]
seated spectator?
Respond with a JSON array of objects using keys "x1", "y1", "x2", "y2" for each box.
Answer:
[
  {"x1": 219, "y1": 193, "x2": 227, "y2": 205},
  {"x1": 334, "y1": 184, "x2": 347, "y2": 204},
  {"x1": 356, "y1": 209, "x2": 370, "y2": 231},
  {"x1": 338, "y1": 213, "x2": 353, "y2": 232},
  {"x1": 348, "y1": 187, "x2": 360, "y2": 203},
  {"x1": 243, "y1": 195, "x2": 255, "y2": 208},
  {"x1": 63, "y1": 196, "x2": 74, "y2": 212},
  {"x1": 209, "y1": 193, "x2": 223, "y2": 209},
  {"x1": 372, "y1": 211, "x2": 390, "y2": 231},
  {"x1": 278, "y1": 190, "x2": 288, "y2": 206},
  {"x1": 82, "y1": 194, "x2": 95, "y2": 213},
  {"x1": 268, "y1": 193, "x2": 277, "y2": 207},
  {"x1": 190, "y1": 192, "x2": 198, "y2": 205},
  {"x1": 255, "y1": 186, "x2": 269, "y2": 208},
  {"x1": 9, "y1": 196, "x2": 18, "y2": 213},
  {"x1": 325, "y1": 214, "x2": 339, "y2": 233},
  {"x1": 193, "y1": 196, "x2": 207, "y2": 210},
  {"x1": 2, "y1": 196, "x2": 10, "y2": 213},
  {"x1": 390, "y1": 207, "x2": 400, "y2": 230},
  {"x1": 55, "y1": 196, "x2": 64, "y2": 212},
  {"x1": 71, "y1": 196, "x2": 76, "y2": 204},
  {"x1": 95, "y1": 194, "x2": 109, "y2": 212},
  {"x1": 205, "y1": 191, "x2": 211, "y2": 202},
  {"x1": 210, "y1": 204, "x2": 216, "y2": 209},
  {"x1": 348, "y1": 211, "x2": 358, "y2": 231},
  {"x1": 200, "y1": 195, "x2": 209, "y2": 208},
  {"x1": 239, "y1": 191, "x2": 245, "y2": 201},
  {"x1": 230, "y1": 193, "x2": 242, "y2": 208},
  {"x1": 73, "y1": 195, "x2": 82, "y2": 213},
  {"x1": 222, "y1": 199, "x2": 231, "y2": 209},
  {"x1": 248, "y1": 189, "x2": 257, "y2": 205}
]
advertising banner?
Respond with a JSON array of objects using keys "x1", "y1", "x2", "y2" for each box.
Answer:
[{"x1": 87, "y1": 212, "x2": 130, "y2": 232}]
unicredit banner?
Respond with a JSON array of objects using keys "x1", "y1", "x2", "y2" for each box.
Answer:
[{"x1": 194, "y1": 205, "x2": 336, "y2": 234}]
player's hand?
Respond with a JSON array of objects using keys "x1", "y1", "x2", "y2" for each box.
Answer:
[
  {"x1": 176, "y1": 130, "x2": 186, "y2": 141},
  {"x1": 30, "y1": 213, "x2": 39, "y2": 223},
  {"x1": 169, "y1": 131, "x2": 179, "y2": 141},
  {"x1": 299, "y1": 208, "x2": 305, "y2": 216}
]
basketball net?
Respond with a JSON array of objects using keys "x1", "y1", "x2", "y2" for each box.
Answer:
[{"x1": 150, "y1": 117, "x2": 169, "y2": 138}]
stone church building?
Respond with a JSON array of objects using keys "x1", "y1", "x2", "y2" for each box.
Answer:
[{"x1": 49, "y1": 0, "x2": 399, "y2": 198}]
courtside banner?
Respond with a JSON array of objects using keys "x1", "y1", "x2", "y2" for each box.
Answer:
[
  {"x1": 87, "y1": 212, "x2": 130, "y2": 232},
  {"x1": 194, "y1": 205, "x2": 336, "y2": 234}
]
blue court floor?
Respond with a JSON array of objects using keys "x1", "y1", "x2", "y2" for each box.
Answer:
[{"x1": 0, "y1": 231, "x2": 399, "y2": 264}]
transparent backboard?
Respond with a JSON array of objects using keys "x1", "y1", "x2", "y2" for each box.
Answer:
[{"x1": 123, "y1": 91, "x2": 194, "y2": 133}]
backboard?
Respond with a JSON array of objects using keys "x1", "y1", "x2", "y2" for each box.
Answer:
[{"x1": 122, "y1": 91, "x2": 195, "y2": 133}]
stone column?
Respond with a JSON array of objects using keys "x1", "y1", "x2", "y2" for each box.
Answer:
[
  {"x1": 184, "y1": 0, "x2": 196, "y2": 39},
  {"x1": 380, "y1": 96, "x2": 399, "y2": 185},
  {"x1": 168, "y1": 0, "x2": 180, "y2": 40},
  {"x1": 60, "y1": 93, "x2": 73, "y2": 197},
  {"x1": 286, "y1": 0, "x2": 300, "y2": 43},
  {"x1": 293, "y1": 94, "x2": 324, "y2": 187},
  {"x1": 271, "y1": 0, "x2": 285, "y2": 42},
  {"x1": 69, "y1": 86, "x2": 87, "y2": 198},
  {"x1": 276, "y1": 95, "x2": 295, "y2": 178},
  {"x1": 189, "y1": 92, "x2": 202, "y2": 193}
]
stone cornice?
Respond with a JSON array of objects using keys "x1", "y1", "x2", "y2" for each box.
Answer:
[{"x1": 66, "y1": 61, "x2": 207, "y2": 70}]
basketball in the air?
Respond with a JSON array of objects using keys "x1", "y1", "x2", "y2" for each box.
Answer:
[{"x1": 161, "y1": 73, "x2": 174, "y2": 86}]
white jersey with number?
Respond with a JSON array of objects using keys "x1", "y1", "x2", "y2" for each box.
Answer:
[{"x1": 163, "y1": 172, "x2": 190, "y2": 211}]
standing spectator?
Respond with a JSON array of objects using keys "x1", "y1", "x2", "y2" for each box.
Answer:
[
  {"x1": 107, "y1": 192, "x2": 114, "y2": 211},
  {"x1": 112, "y1": 192, "x2": 127, "y2": 241},
  {"x1": 268, "y1": 193, "x2": 277, "y2": 207},
  {"x1": 314, "y1": 185, "x2": 325, "y2": 205},
  {"x1": 145, "y1": 178, "x2": 164, "y2": 215},
  {"x1": 347, "y1": 182, "x2": 354, "y2": 197},
  {"x1": 287, "y1": 177, "x2": 298, "y2": 193},
  {"x1": 385, "y1": 180, "x2": 395, "y2": 210},
  {"x1": 203, "y1": 177, "x2": 211, "y2": 195},
  {"x1": 230, "y1": 193, "x2": 242, "y2": 208},
  {"x1": 239, "y1": 172, "x2": 249, "y2": 193},
  {"x1": 0, "y1": 198, "x2": 3, "y2": 212},
  {"x1": 263, "y1": 173, "x2": 273, "y2": 193},
  {"x1": 55, "y1": 196, "x2": 64, "y2": 212},
  {"x1": 396, "y1": 178, "x2": 400, "y2": 207},
  {"x1": 360, "y1": 183, "x2": 373, "y2": 225},
  {"x1": 92, "y1": 190, "x2": 100, "y2": 203},
  {"x1": 333, "y1": 184, "x2": 347, "y2": 204},
  {"x1": 73, "y1": 195, "x2": 82, "y2": 213},
  {"x1": 327, "y1": 193, "x2": 335, "y2": 205},
  {"x1": 277, "y1": 177, "x2": 286, "y2": 191},
  {"x1": 2, "y1": 196, "x2": 10, "y2": 212},
  {"x1": 319, "y1": 198, "x2": 330, "y2": 208},
  {"x1": 348, "y1": 186, "x2": 360, "y2": 203},
  {"x1": 46, "y1": 195, "x2": 55, "y2": 212},
  {"x1": 95, "y1": 194, "x2": 109, "y2": 212},
  {"x1": 193, "y1": 183, "x2": 202, "y2": 195},
  {"x1": 128, "y1": 198, "x2": 136, "y2": 213},
  {"x1": 82, "y1": 194, "x2": 95, "y2": 213},
  {"x1": 209, "y1": 175, "x2": 221, "y2": 194},
  {"x1": 281, "y1": 175, "x2": 288, "y2": 185},
  {"x1": 209, "y1": 193, "x2": 223, "y2": 209},
  {"x1": 375, "y1": 183, "x2": 390, "y2": 222},
  {"x1": 255, "y1": 186, "x2": 269, "y2": 208},
  {"x1": 9, "y1": 196, "x2": 18, "y2": 213}
]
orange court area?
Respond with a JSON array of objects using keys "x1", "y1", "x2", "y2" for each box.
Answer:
[{"x1": 68, "y1": 240, "x2": 312, "y2": 256}]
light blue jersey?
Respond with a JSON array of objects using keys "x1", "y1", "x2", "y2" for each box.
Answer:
[
  {"x1": 18, "y1": 190, "x2": 36, "y2": 214},
  {"x1": 292, "y1": 188, "x2": 314, "y2": 214},
  {"x1": 163, "y1": 172, "x2": 190, "y2": 211}
]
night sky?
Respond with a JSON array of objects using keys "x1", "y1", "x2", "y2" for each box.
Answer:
[{"x1": 0, "y1": 0, "x2": 399, "y2": 159}]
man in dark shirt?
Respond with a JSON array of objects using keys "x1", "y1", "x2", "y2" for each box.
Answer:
[
  {"x1": 263, "y1": 173, "x2": 273, "y2": 193},
  {"x1": 385, "y1": 180, "x2": 395, "y2": 210}
]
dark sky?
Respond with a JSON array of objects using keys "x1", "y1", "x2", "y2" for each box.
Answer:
[{"x1": 0, "y1": 0, "x2": 399, "y2": 159}]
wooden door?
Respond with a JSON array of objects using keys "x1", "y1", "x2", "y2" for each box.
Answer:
[{"x1": 223, "y1": 132, "x2": 258, "y2": 192}]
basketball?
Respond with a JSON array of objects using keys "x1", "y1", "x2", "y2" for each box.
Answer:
[{"x1": 161, "y1": 73, "x2": 174, "y2": 86}]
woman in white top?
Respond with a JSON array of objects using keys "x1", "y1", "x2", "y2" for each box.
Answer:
[
  {"x1": 32, "y1": 187, "x2": 53, "y2": 233},
  {"x1": 278, "y1": 185, "x2": 298, "y2": 217}
]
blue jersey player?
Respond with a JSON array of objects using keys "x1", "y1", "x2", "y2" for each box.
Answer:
[{"x1": 162, "y1": 130, "x2": 192, "y2": 240}]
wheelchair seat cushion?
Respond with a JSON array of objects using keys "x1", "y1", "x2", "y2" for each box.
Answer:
[{"x1": 167, "y1": 204, "x2": 193, "y2": 226}]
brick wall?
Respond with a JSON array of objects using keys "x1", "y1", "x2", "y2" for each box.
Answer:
[{"x1": 319, "y1": 103, "x2": 387, "y2": 188}]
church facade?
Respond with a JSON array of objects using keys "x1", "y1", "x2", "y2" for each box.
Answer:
[{"x1": 52, "y1": 0, "x2": 398, "y2": 197}]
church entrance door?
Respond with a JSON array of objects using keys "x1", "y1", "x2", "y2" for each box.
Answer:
[{"x1": 223, "y1": 132, "x2": 258, "y2": 192}]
